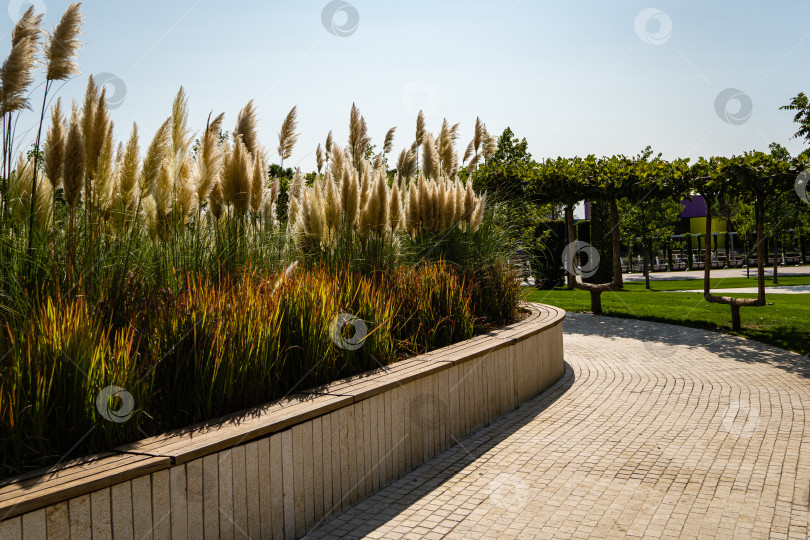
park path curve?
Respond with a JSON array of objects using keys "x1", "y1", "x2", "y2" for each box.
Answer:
[{"x1": 308, "y1": 314, "x2": 810, "y2": 539}]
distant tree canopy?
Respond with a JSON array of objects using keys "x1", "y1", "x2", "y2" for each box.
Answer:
[
  {"x1": 781, "y1": 93, "x2": 810, "y2": 157},
  {"x1": 470, "y1": 127, "x2": 534, "y2": 202},
  {"x1": 466, "y1": 128, "x2": 561, "y2": 254}
]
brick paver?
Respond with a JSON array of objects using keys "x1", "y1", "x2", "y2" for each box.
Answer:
[{"x1": 308, "y1": 314, "x2": 810, "y2": 539}]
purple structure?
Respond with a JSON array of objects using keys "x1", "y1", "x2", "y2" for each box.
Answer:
[{"x1": 679, "y1": 196, "x2": 707, "y2": 218}]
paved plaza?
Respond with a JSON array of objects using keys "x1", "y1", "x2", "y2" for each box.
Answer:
[{"x1": 309, "y1": 314, "x2": 810, "y2": 539}]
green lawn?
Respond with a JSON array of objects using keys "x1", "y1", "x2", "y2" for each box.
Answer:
[
  {"x1": 620, "y1": 274, "x2": 810, "y2": 292},
  {"x1": 525, "y1": 278, "x2": 810, "y2": 357}
]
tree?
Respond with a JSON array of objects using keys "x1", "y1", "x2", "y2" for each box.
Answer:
[
  {"x1": 531, "y1": 157, "x2": 588, "y2": 290},
  {"x1": 471, "y1": 127, "x2": 534, "y2": 200},
  {"x1": 762, "y1": 143, "x2": 804, "y2": 284},
  {"x1": 694, "y1": 149, "x2": 798, "y2": 330},
  {"x1": 471, "y1": 128, "x2": 552, "y2": 256},
  {"x1": 268, "y1": 163, "x2": 294, "y2": 222},
  {"x1": 780, "y1": 93, "x2": 810, "y2": 157},
  {"x1": 619, "y1": 148, "x2": 681, "y2": 289},
  {"x1": 556, "y1": 155, "x2": 627, "y2": 314},
  {"x1": 618, "y1": 196, "x2": 684, "y2": 275}
]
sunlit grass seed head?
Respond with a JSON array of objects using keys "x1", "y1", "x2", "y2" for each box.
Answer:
[
  {"x1": 92, "y1": 124, "x2": 116, "y2": 213},
  {"x1": 209, "y1": 181, "x2": 224, "y2": 219},
  {"x1": 421, "y1": 134, "x2": 439, "y2": 180},
  {"x1": 175, "y1": 153, "x2": 197, "y2": 224},
  {"x1": 10, "y1": 154, "x2": 53, "y2": 228},
  {"x1": 110, "y1": 123, "x2": 140, "y2": 231},
  {"x1": 45, "y1": 3, "x2": 83, "y2": 82},
  {"x1": 470, "y1": 192, "x2": 486, "y2": 233},
  {"x1": 234, "y1": 99, "x2": 260, "y2": 158},
  {"x1": 196, "y1": 117, "x2": 224, "y2": 208},
  {"x1": 277, "y1": 105, "x2": 299, "y2": 165},
  {"x1": 45, "y1": 98, "x2": 66, "y2": 191},
  {"x1": 140, "y1": 117, "x2": 170, "y2": 198},
  {"x1": 86, "y1": 85, "x2": 112, "y2": 180},
  {"x1": 323, "y1": 170, "x2": 342, "y2": 234},
  {"x1": 340, "y1": 160, "x2": 360, "y2": 227},
  {"x1": 62, "y1": 104, "x2": 86, "y2": 208},
  {"x1": 223, "y1": 136, "x2": 252, "y2": 217},
  {"x1": 389, "y1": 178, "x2": 403, "y2": 234},
  {"x1": 0, "y1": 6, "x2": 43, "y2": 115},
  {"x1": 316, "y1": 143, "x2": 325, "y2": 174},
  {"x1": 250, "y1": 154, "x2": 265, "y2": 215},
  {"x1": 405, "y1": 179, "x2": 420, "y2": 237}
]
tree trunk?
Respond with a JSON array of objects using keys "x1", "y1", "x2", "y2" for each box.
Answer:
[
  {"x1": 745, "y1": 234, "x2": 750, "y2": 278},
  {"x1": 772, "y1": 236, "x2": 779, "y2": 285},
  {"x1": 666, "y1": 241, "x2": 673, "y2": 271},
  {"x1": 641, "y1": 202, "x2": 650, "y2": 289},
  {"x1": 572, "y1": 197, "x2": 622, "y2": 315},
  {"x1": 686, "y1": 235, "x2": 693, "y2": 270},
  {"x1": 585, "y1": 200, "x2": 614, "y2": 284},
  {"x1": 725, "y1": 222, "x2": 732, "y2": 267},
  {"x1": 610, "y1": 199, "x2": 622, "y2": 288},
  {"x1": 565, "y1": 204, "x2": 575, "y2": 290},
  {"x1": 590, "y1": 289, "x2": 603, "y2": 315},
  {"x1": 730, "y1": 304, "x2": 741, "y2": 331},
  {"x1": 704, "y1": 203, "x2": 713, "y2": 298},
  {"x1": 755, "y1": 197, "x2": 766, "y2": 304}
]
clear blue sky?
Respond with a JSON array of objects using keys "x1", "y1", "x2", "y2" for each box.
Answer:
[{"x1": 3, "y1": 0, "x2": 809, "y2": 176}]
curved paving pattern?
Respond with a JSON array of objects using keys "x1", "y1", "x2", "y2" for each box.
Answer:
[{"x1": 308, "y1": 314, "x2": 810, "y2": 539}]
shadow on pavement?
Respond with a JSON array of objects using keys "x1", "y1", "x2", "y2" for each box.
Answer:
[
  {"x1": 311, "y1": 362, "x2": 577, "y2": 537},
  {"x1": 563, "y1": 313, "x2": 810, "y2": 378}
]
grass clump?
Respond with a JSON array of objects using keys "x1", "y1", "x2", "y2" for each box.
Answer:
[{"x1": 0, "y1": 5, "x2": 522, "y2": 478}]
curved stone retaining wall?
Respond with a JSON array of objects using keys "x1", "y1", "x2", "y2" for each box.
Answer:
[{"x1": 0, "y1": 303, "x2": 565, "y2": 539}]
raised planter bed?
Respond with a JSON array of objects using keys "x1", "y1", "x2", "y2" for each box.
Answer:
[{"x1": 0, "y1": 303, "x2": 566, "y2": 539}]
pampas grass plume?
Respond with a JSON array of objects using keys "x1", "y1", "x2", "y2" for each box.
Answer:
[
  {"x1": 234, "y1": 99, "x2": 260, "y2": 157},
  {"x1": 0, "y1": 6, "x2": 43, "y2": 114},
  {"x1": 383, "y1": 127, "x2": 396, "y2": 154},
  {"x1": 323, "y1": 170, "x2": 342, "y2": 233},
  {"x1": 277, "y1": 105, "x2": 299, "y2": 164},
  {"x1": 225, "y1": 137, "x2": 252, "y2": 216},
  {"x1": 316, "y1": 143, "x2": 324, "y2": 174},
  {"x1": 62, "y1": 104, "x2": 85, "y2": 207},
  {"x1": 140, "y1": 117, "x2": 170, "y2": 197},
  {"x1": 470, "y1": 193, "x2": 486, "y2": 233},
  {"x1": 250, "y1": 154, "x2": 265, "y2": 215},
  {"x1": 209, "y1": 181, "x2": 224, "y2": 219},
  {"x1": 422, "y1": 135, "x2": 439, "y2": 180},
  {"x1": 389, "y1": 176, "x2": 403, "y2": 234},
  {"x1": 45, "y1": 3, "x2": 83, "y2": 82},
  {"x1": 196, "y1": 113, "x2": 224, "y2": 206},
  {"x1": 415, "y1": 110, "x2": 425, "y2": 147},
  {"x1": 44, "y1": 98, "x2": 66, "y2": 190}
]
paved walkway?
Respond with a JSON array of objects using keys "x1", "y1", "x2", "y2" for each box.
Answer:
[
  {"x1": 622, "y1": 266, "x2": 810, "y2": 282},
  {"x1": 521, "y1": 266, "x2": 810, "y2": 287},
  {"x1": 673, "y1": 285, "x2": 810, "y2": 295},
  {"x1": 308, "y1": 315, "x2": 810, "y2": 539}
]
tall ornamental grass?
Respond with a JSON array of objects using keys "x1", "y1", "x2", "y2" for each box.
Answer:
[
  {"x1": 0, "y1": 262, "x2": 519, "y2": 477},
  {"x1": 0, "y1": 4, "x2": 521, "y2": 478}
]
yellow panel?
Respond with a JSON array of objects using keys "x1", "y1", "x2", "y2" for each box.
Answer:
[{"x1": 689, "y1": 218, "x2": 728, "y2": 248}]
